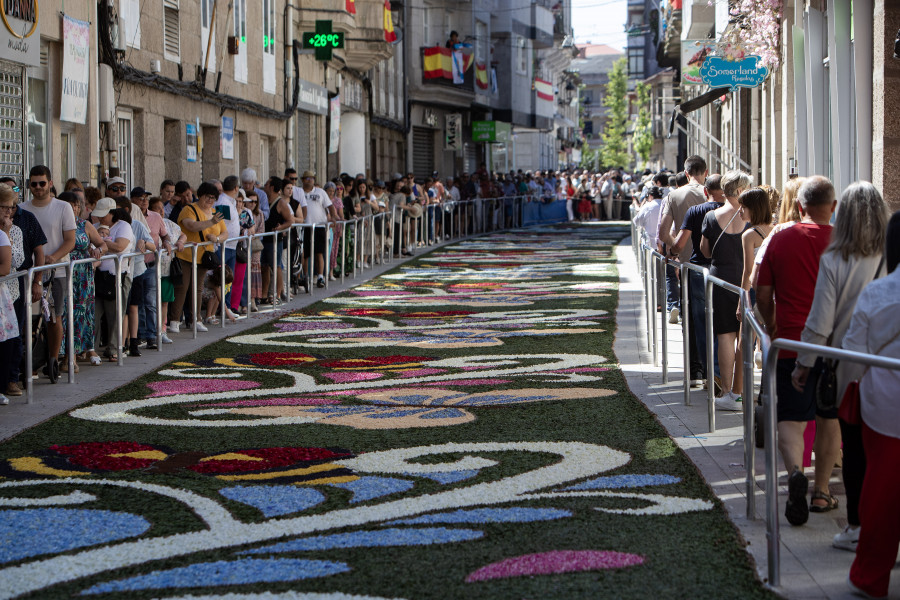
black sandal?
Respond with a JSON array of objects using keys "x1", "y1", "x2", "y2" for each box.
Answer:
[{"x1": 809, "y1": 490, "x2": 839, "y2": 513}]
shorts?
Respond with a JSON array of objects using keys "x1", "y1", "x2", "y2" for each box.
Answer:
[
  {"x1": 260, "y1": 238, "x2": 284, "y2": 269},
  {"x1": 160, "y1": 277, "x2": 175, "y2": 303},
  {"x1": 302, "y1": 227, "x2": 328, "y2": 256},
  {"x1": 128, "y1": 271, "x2": 144, "y2": 307},
  {"x1": 46, "y1": 277, "x2": 66, "y2": 318},
  {"x1": 776, "y1": 357, "x2": 838, "y2": 422}
]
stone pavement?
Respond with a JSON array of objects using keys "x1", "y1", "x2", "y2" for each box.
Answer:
[
  {"x1": 614, "y1": 238, "x2": 900, "y2": 599},
  {"x1": 0, "y1": 250, "x2": 430, "y2": 442}
]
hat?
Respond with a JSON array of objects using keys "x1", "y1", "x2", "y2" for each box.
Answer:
[
  {"x1": 130, "y1": 186, "x2": 148, "y2": 198},
  {"x1": 392, "y1": 172, "x2": 403, "y2": 181},
  {"x1": 374, "y1": 180, "x2": 386, "y2": 188},
  {"x1": 301, "y1": 170, "x2": 316, "y2": 179},
  {"x1": 91, "y1": 197, "x2": 117, "y2": 218},
  {"x1": 107, "y1": 176, "x2": 125, "y2": 187},
  {"x1": 432, "y1": 170, "x2": 439, "y2": 177}
]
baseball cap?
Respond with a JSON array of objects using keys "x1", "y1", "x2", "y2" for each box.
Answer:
[
  {"x1": 91, "y1": 197, "x2": 117, "y2": 218},
  {"x1": 374, "y1": 180, "x2": 386, "y2": 188},
  {"x1": 130, "y1": 186, "x2": 148, "y2": 198},
  {"x1": 107, "y1": 176, "x2": 125, "y2": 187}
]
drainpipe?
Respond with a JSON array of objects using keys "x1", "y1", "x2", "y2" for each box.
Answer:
[{"x1": 284, "y1": 3, "x2": 297, "y2": 169}]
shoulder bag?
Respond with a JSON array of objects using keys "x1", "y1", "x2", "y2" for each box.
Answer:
[{"x1": 189, "y1": 204, "x2": 222, "y2": 270}]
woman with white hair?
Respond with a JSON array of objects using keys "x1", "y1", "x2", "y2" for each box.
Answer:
[
  {"x1": 792, "y1": 181, "x2": 889, "y2": 543},
  {"x1": 700, "y1": 170, "x2": 751, "y2": 411}
]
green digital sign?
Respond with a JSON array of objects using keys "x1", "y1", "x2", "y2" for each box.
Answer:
[{"x1": 302, "y1": 21, "x2": 344, "y2": 61}]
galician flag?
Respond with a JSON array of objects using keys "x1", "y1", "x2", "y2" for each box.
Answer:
[{"x1": 384, "y1": 1, "x2": 397, "y2": 42}]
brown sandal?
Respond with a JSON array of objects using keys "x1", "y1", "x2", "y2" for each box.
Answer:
[{"x1": 809, "y1": 490, "x2": 839, "y2": 513}]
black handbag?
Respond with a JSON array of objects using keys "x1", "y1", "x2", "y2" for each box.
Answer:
[
  {"x1": 201, "y1": 249, "x2": 222, "y2": 270},
  {"x1": 804, "y1": 356, "x2": 839, "y2": 412},
  {"x1": 235, "y1": 240, "x2": 248, "y2": 264},
  {"x1": 95, "y1": 269, "x2": 116, "y2": 302},
  {"x1": 168, "y1": 256, "x2": 183, "y2": 280}
]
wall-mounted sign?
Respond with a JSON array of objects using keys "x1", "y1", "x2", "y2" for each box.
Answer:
[
  {"x1": 186, "y1": 123, "x2": 197, "y2": 162},
  {"x1": 297, "y1": 79, "x2": 328, "y2": 115},
  {"x1": 700, "y1": 55, "x2": 769, "y2": 91},
  {"x1": 473, "y1": 121, "x2": 510, "y2": 143},
  {"x1": 0, "y1": 0, "x2": 40, "y2": 66},
  {"x1": 302, "y1": 20, "x2": 344, "y2": 61},
  {"x1": 445, "y1": 113, "x2": 461, "y2": 151},
  {"x1": 681, "y1": 40, "x2": 715, "y2": 85},
  {"x1": 221, "y1": 116, "x2": 234, "y2": 160},
  {"x1": 329, "y1": 96, "x2": 341, "y2": 154},
  {"x1": 60, "y1": 15, "x2": 90, "y2": 124}
]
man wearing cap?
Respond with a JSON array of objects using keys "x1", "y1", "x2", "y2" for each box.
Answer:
[
  {"x1": 240, "y1": 168, "x2": 270, "y2": 219},
  {"x1": 298, "y1": 171, "x2": 337, "y2": 288},
  {"x1": 133, "y1": 186, "x2": 170, "y2": 349},
  {"x1": 22, "y1": 165, "x2": 75, "y2": 381}
]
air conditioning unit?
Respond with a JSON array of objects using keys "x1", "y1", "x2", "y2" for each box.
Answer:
[{"x1": 98, "y1": 64, "x2": 115, "y2": 123}]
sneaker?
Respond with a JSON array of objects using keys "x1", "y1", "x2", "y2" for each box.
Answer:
[
  {"x1": 0, "y1": 394, "x2": 8, "y2": 405},
  {"x1": 194, "y1": 321, "x2": 209, "y2": 332},
  {"x1": 6, "y1": 382, "x2": 23, "y2": 397},
  {"x1": 754, "y1": 350, "x2": 763, "y2": 369},
  {"x1": 316, "y1": 276, "x2": 326, "y2": 288},
  {"x1": 668, "y1": 307, "x2": 680, "y2": 324},
  {"x1": 715, "y1": 392, "x2": 743, "y2": 411},
  {"x1": 167, "y1": 322, "x2": 181, "y2": 334},
  {"x1": 785, "y1": 467, "x2": 810, "y2": 526},
  {"x1": 137, "y1": 339, "x2": 148, "y2": 349},
  {"x1": 690, "y1": 369, "x2": 705, "y2": 388},
  {"x1": 833, "y1": 525, "x2": 860, "y2": 552},
  {"x1": 161, "y1": 334, "x2": 174, "y2": 344},
  {"x1": 145, "y1": 340, "x2": 158, "y2": 350}
]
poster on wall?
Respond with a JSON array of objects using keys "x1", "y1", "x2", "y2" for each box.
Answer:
[
  {"x1": 329, "y1": 96, "x2": 341, "y2": 155},
  {"x1": 445, "y1": 113, "x2": 461, "y2": 151},
  {"x1": 681, "y1": 40, "x2": 716, "y2": 85},
  {"x1": 60, "y1": 16, "x2": 90, "y2": 124},
  {"x1": 221, "y1": 116, "x2": 234, "y2": 160},
  {"x1": 186, "y1": 123, "x2": 198, "y2": 162},
  {"x1": 0, "y1": 0, "x2": 40, "y2": 66}
]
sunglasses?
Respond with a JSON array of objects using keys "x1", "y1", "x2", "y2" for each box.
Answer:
[
  {"x1": 109, "y1": 186, "x2": 126, "y2": 192},
  {"x1": 289, "y1": 177, "x2": 299, "y2": 181},
  {"x1": 29, "y1": 181, "x2": 48, "y2": 188}
]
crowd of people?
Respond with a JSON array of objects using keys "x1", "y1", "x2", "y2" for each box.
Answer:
[{"x1": 631, "y1": 155, "x2": 900, "y2": 598}]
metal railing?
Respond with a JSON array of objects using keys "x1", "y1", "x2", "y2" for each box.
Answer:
[{"x1": 631, "y1": 222, "x2": 900, "y2": 588}]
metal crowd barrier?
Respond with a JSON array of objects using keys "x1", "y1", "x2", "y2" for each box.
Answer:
[{"x1": 631, "y1": 223, "x2": 900, "y2": 588}]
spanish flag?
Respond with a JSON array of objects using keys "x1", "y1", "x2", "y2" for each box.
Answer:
[
  {"x1": 475, "y1": 62, "x2": 489, "y2": 90},
  {"x1": 346, "y1": 0, "x2": 356, "y2": 15},
  {"x1": 384, "y1": 1, "x2": 397, "y2": 43},
  {"x1": 424, "y1": 47, "x2": 450, "y2": 79}
]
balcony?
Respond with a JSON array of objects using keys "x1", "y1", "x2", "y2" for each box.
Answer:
[
  {"x1": 420, "y1": 47, "x2": 479, "y2": 95},
  {"x1": 682, "y1": 0, "x2": 715, "y2": 39}
]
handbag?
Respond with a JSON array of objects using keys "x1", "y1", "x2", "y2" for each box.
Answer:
[
  {"x1": 168, "y1": 254, "x2": 183, "y2": 280},
  {"x1": 250, "y1": 235, "x2": 264, "y2": 253},
  {"x1": 804, "y1": 355, "x2": 839, "y2": 412},
  {"x1": 235, "y1": 240, "x2": 248, "y2": 264},
  {"x1": 201, "y1": 249, "x2": 222, "y2": 270}
]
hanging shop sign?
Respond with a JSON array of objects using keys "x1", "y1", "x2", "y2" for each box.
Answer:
[
  {"x1": 328, "y1": 95, "x2": 340, "y2": 155},
  {"x1": 60, "y1": 15, "x2": 90, "y2": 124},
  {"x1": 186, "y1": 123, "x2": 198, "y2": 162},
  {"x1": 297, "y1": 79, "x2": 328, "y2": 115},
  {"x1": 681, "y1": 40, "x2": 715, "y2": 85},
  {"x1": 301, "y1": 20, "x2": 344, "y2": 61},
  {"x1": 221, "y1": 116, "x2": 234, "y2": 160},
  {"x1": 1, "y1": 0, "x2": 40, "y2": 66},
  {"x1": 472, "y1": 121, "x2": 510, "y2": 143},
  {"x1": 700, "y1": 55, "x2": 769, "y2": 91},
  {"x1": 444, "y1": 113, "x2": 461, "y2": 151}
]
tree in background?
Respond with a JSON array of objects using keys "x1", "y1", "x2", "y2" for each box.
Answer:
[
  {"x1": 633, "y1": 82, "x2": 653, "y2": 165},
  {"x1": 600, "y1": 57, "x2": 630, "y2": 168}
]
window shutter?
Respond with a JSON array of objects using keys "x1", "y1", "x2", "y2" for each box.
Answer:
[{"x1": 163, "y1": 0, "x2": 180, "y2": 61}]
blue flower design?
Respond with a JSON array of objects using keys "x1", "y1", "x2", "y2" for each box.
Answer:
[
  {"x1": 219, "y1": 486, "x2": 325, "y2": 517},
  {"x1": 241, "y1": 527, "x2": 483, "y2": 555},
  {"x1": 389, "y1": 507, "x2": 572, "y2": 525},
  {"x1": 563, "y1": 474, "x2": 681, "y2": 491}
]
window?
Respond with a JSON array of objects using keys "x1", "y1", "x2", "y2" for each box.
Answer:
[
  {"x1": 163, "y1": 0, "x2": 180, "y2": 61},
  {"x1": 516, "y1": 36, "x2": 528, "y2": 74},
  {"x1": 262, "y1": 0, "x2": 276, "y2": 93},
  {"x1": 259, "y1": 137, "x2": 270, "y2": 182},
  {"x1": 628, "y1": 46, "x2": 644, "y2": 78},
  {"x1": 201, "y1": 0, "x2": 216, "y2": 72},
  {"x1": 117, "y1": 110, "x2": 134, "y2": 191},
  {"x1": 121, "y1": 0, "x2": 141, "y2": 48},
  {"x1": 233, "y1": 0, "x2": 247, "y2": 83},
  {"x1": 582, "y1": 89, "x2": 593, "y2": 105}
]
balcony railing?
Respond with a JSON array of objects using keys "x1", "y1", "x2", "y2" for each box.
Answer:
[{"x1": 421, "y1": 47, "x2": 482, "y2": 94}]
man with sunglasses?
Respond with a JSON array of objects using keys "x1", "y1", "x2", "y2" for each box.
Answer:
[{"x1": 22, "y1": 165, "x2": 76, "y2": 382}]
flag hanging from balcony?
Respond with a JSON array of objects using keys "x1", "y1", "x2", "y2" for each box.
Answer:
[
  {"x1": 423, "y1": 47, "x2": 449, "y2": 79},
  {"x1": 534, "y1": 77, "x2": 554, "y2": 102},
  {"x1": 452, "y1": 51, "x2": 465, "y2": 84},
  {"x1": 346, "y1": 0, "x2": 356, "y2": 15},
  {"x1": 384, "y1": 1, "x2": 397, "y2": 42},
  {"x1": 475, "y1": 62, "x2": 489, "y2": 90}
]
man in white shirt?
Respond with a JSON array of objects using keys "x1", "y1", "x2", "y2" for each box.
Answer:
[
  {"x1": 22, "y1": 165, "x2": 75, "y2": 380},
  {"x1": 299, "y1": 171, "x2": 338, "y2": 288},
  {"x1": 215, "y1": 176, "x2": 241, "y2": 306},
  {"x1": 446, "y1": 177, "x2": 460, "y2": 203},
  {"x1": 633, "y1": 186, "x2": 663, "y2": 251}
]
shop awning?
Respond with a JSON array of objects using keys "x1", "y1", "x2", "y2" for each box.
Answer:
[{"x1": 668, "y1": 86, "x2": 729, "y2": 137}]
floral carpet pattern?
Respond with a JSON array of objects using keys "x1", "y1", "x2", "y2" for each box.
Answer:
[{"x1": 0, "y1": 225, "x2": 772, "y2": 599}]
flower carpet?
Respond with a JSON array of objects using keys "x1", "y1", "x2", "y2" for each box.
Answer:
[{"x1": 0, "y1": 224, "x2": 773, "y2": 599}]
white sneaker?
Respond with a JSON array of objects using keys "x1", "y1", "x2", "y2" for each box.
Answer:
[
  {"x1": 167, "y1": 322, "x2": 181, "y2": 334},
  {"x1": 0, "y1": 394, "x2": 8, "y2": 405},
  {"x1": 833, "y1": 525, "x2": 860, "y2": 552},
  {"x1": 161, "y1": 334, "x2": 174, "y2": 344},
  {"x1": 668, "y1": 307, "x2": 680, "y2": 324},
  {"x1": 715, "y1": 392, "x2": 743, "y2": 411},
  {"x1": 194, "y1": 321, "x2": 208, "y2": 332},
  {"x1": 754, "y1": 350, "x2": 763, "y2": 369}
]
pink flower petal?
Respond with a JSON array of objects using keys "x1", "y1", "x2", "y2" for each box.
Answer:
[
  {"x1": 193, "y1": 398, "x2": 341, "y2": 408},
  {"x1": 465, "y1": 550, "x2": 644, "y2": 582},
  {"x1": 148, "y1": 379, "x2": 260, "y2": 397},
  {"x1": 398, "y1": 368, "x2": 447, "y2": 378},
  {"x1": 323, "y1": 372, "x2": 384, "y2": 384}
]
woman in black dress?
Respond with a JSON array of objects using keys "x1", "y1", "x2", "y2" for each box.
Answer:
[{"x1": 701, "y1": 170, "x2": 751, "y2": 411}]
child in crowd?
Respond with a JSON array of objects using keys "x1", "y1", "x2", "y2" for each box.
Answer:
[{"x1": 203, "y1": 264, "x2": 237, "y2": 324}]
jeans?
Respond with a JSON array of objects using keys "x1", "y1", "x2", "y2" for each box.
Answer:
[
  {"x1": 665, "y1": 264, "x2": 680, "y2": 311},
  {"x1": 136, "y1": 266, "x2": 158, "y2": 341},
  {"x1": 223, "y1": 247, "x2": 236, "y2": 306},
  {"x1": 688, "y1": 269, "x2": 719, "y2": 378}
]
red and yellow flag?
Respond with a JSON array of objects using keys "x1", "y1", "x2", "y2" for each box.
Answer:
[
  {"x1": 475, "y1": 62, "x2": 489, "y2": 90},
  {"x1": 384, "y1": 1, "x2": 397, "y2": 42},
  {"x1": 424, "y1": 47, "x2": 450, "y2": 79},
  {"x1": 346, "y1": 0, "x2": 356, "y2": 15}
]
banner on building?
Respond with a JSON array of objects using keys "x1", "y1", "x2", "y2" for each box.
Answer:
[
  {"x1": 475, "y1": 63, "x2": 489, "y2": 90},
  {"x1": 60, "y1": 16, "x2": 90, "y2": 124},
  {"x1": 445, "y1": 113, "x2": 462, "y2": 151},
  {"x1": 221, "y1": 116, "x2": 234, "y2": 160},
  {"x1": 490, "y1": 68, "x2": 498, "y2": 95},
  {"x1": 451, "y1": 51, "x2": 464, "y2": 84},
  {"x1": 329, "y1": 96, "x2": 341, "y2": 154},
  {"x1": 0, "y1": 0, "x2": 40, "y2": 66},
  {"x1": 534, "y1": 78, "x2": 553, "y2": 102},
  {"x1": 383, "y1": 1, "x2": 396, "y2": 43},
  {"x1": 186, "y1": 123, "x2": 198, "y2": 162},
  {"x1": 681, "y1": 39, "x2": 715, "y2": 85}
]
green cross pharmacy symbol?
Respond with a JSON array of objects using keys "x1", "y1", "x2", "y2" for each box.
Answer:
[{"x1": 302, "y1": 20, "x2": 345, "y2": 61}]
